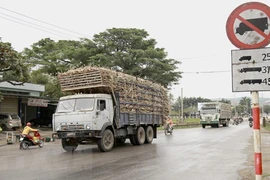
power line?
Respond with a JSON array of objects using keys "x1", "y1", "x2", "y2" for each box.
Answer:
[
  {"x1": 0, "y1": 6, "x2": 91, "y2": 39},
  {"x1": 183, "y1": 70, "x2": 230, "y2": 74},
  {"x1": 0, "y1": 15, "x2": 72, "y2": 39},
  {"x1": 0, "y1": 12, "x2": 76, "y2": 39}
]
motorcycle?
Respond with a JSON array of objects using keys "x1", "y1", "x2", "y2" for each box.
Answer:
[
  {"x1": 164, "y1": 123, "x2": 173, "y2": 135},
  {"x1": 19, "y1": 131, "x2": 44, "y2": 150},
  {"x1": 249, "y1": 120, "x2": 253, "y2": 128},
  {"x1": 232, "y1": 118, "x2": 239, "y2": 125}
]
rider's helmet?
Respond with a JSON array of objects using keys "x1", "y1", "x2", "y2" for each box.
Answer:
[{"x1": 27, "y1": 122, "x2": 31, "y2": 127}]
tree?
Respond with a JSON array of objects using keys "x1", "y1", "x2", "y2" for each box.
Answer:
[
  {"x1": 219, "y1": 98, "x2": 231, "y2": 104},
  {"x1": 239, "y1": 97, "x2": 251, "y2": 114},
  {"x1": 263, "y1": 105, "x2": 270, "y2": 115},
  {"x1": 23, "y1": 38, "x2": 97, "y2": 76},
  {"x1": 0, "y1": 39, "x2": 29, "y2": 85},
  {"x1": 92, "y1": 28, "x2": 182, "y2": 87}
]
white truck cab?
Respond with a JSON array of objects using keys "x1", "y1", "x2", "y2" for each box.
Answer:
[{"x1": 53, "y1": 94, "x2": 113, "y2": 132}]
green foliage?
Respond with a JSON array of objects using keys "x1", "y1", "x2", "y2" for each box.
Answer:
[
  {"x1": 218, "y1": 98, "x2": 231, "y2": 104},
  {"x1": 264, "y1": 123, "x2": 270, "y2": 131},
  {"x1": 92, "y1": 28, "x2": 182, "y2": 87},
  {"x1": 263, "y1": 105, "x2": 270, "y2": 114},
  {"x1": 171, "y1": 96, "x2": 212, "y2": 114},
  {"x1": 0, "y1": 40, "x2": 30, "y2": 84}
]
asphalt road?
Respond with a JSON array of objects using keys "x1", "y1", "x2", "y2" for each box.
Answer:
[{"x1": 0, "y1": 121, "x2": 253, "y2": 180}]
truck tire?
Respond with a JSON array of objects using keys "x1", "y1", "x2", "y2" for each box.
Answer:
[
  {"x1": 216, "y1": 122, "x2": 220, "y2": 128},
  {"x1": 62, "y1": 138, "x2": 78, "y2": 152},
  {"x1": 145, "y1": 126, "x2": 154, "y2": 144},
  {"x1": 116, "y1": 137, "x2": 126, "y2": 144},
  {"x1": 202, "y1": 125, "x2": 205, "y2": 128},
  {"x1": 135, "y1": 126, "x2": 145, "y2": 145},
  {"x1": 129, "y1": 135, "x2": 138, "y2": 145},
  {"x1": 97, "y1": 129, "x2": 114, "y2": 152}
]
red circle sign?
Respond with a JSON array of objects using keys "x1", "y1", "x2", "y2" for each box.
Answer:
[{"x1": 226, "y1": 2, "x2": 270, "y2": 49}]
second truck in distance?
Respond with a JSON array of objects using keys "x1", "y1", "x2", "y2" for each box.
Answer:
[{"x1": 198, "y1": 102, "x2": 231, "y2": 128}]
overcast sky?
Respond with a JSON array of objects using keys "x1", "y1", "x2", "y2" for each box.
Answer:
[{"x1": 1, "y1": 0, "x2": 270, "y2": 101}]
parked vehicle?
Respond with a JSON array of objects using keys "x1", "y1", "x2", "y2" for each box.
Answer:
[
  {"x1": 29, "y1": 116, "x2": 52, "y2": 128},
  {"x1": 53, "y1": 66, "x2": 168, "y2": 152},
  {"x1": 0, "y1": 113, "x2": 22, "y2": 130},
  {"x1": 164, "y1": 123, "x2": 173, "y2": 135},
  {"x1": 19, "y1": 131, "x2": 44, "y2": 150},
  {"x1": 198, "y1": 102, "x2": 231, "y2": 128}
]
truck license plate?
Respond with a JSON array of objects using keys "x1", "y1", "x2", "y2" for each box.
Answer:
[{"x1": 67, "y1": 133, "x2": 75, "y2": 137}]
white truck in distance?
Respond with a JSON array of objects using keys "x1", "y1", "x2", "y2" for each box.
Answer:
[
  {"x1": 198, "y1": 102, "x2": 231, "y2": 128},
  {"x1": 53, "y1": 66, "x2": 169, "y2": 152}
]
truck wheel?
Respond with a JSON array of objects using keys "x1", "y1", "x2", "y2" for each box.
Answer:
[
  {"x1": 145, "y1": 126, "x2": 154, "y2": 144},
  {"x1": 135, "y1": 127, "x2": 145, "y2": 145},
  {"x1": 97, "y1": 129, "x2": 114, "y2": 152},
  {"x1": 62, "y1": 138, "x2": 78, "y2": 152},
  {"x1": 129, "y1": 135, "x2": 138, "y2": 145},
  {"x1": 202, "y1": 125, "x2": 205, "y2": 128},
  {"x1": 116, "y1": 137, "x2": 126, "y2": 144}
]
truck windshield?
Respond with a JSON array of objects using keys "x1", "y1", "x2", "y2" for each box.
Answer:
[
  {"x1": 56, "y1": 99, "x2": 75, "y2": 113},
  {"x1": 75, "y1": 98, "x2": 94, "y2": 111},
  {"x1": 201, "y1": 107, "x2": 217, "y2": 114},
  {"x1": 56, "y1": 98, "x2": 95, "y2": 113}
]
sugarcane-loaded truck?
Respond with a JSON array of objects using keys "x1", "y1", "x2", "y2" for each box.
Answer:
[
  {"x1": 53, "y1": 66, "x2": 169, "y2": 152},
  {"x1": 198, "y1": 102, "x2": 231, "y2": 128}
]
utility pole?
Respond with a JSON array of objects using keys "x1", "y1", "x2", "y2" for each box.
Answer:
[{"x1": 181, "y1": 88, "x2": 184, "y2": 123}]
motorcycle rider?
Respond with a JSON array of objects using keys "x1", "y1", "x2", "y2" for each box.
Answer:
[
  {"x1": 21, "y1": 122, "x2": 38, "y2": 143},
  {"x1": 166, "y1": 116, "x2": 174, "y2": 130}
]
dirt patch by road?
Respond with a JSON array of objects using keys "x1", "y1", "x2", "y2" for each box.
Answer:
[{"x1": 238, "y1": 128, "x2": 270, "y2": 180}]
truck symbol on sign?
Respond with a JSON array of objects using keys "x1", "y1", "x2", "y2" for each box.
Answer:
[
  {"x1": 239, "y1": 56, "x2": 251, "y2": 61},
  {"x1": 239, "y1": 67, "x2": 262, "y2": 73},
  {"x1": 240, "y1": 79, "x2": 262, "y2": 85},
  {"x1": 236, "y1": 17, "x2": 268, "y2": 35}
]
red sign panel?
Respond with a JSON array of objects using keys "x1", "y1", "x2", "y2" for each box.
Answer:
[{"x1": 226, "y1": 2, "x2": 270, "y2": 49}]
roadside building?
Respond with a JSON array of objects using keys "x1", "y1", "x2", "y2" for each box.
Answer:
[{"x1": 0, "y1": 81, "x2": 56, "y2": 126}]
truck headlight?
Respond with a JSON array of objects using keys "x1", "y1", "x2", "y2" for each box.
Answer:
[
  {"x1": 86, "y1": 124, "x2": 91, "y2": 130},
  {"x1": 56, "y1": 126, "x2": 61, "y2": 131}
]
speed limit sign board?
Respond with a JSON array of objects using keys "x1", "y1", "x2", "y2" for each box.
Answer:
[{"x1": 226, "y1": 2, "x2": 270, "y2": 49}]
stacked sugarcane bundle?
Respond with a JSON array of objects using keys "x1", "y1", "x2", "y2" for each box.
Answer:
[{"x1": 58, "y1": 66, "x2": 169, "y2": 116}]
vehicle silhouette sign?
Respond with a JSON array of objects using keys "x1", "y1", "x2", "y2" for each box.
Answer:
[
  {"x1": 240, "y1": 79, "x2": 262, "y2": 84},
  {"x1": 239, "y1": 56, "x2": 251, "y2": 61},
  {"x1": 236, "y1": 17, "x2": 268, "y2": 35},
  {"x1": 239, "y1": 67, "x2": 262, "y2": 73}
]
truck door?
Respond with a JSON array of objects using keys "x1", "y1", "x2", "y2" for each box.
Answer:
[{"x1": 95, "y1": 99, "x2": 110, "y2": 130}]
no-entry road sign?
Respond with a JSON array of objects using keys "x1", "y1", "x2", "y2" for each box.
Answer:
[{"x1": 226, "y1": 2, "x2": 270, "y2": 49}]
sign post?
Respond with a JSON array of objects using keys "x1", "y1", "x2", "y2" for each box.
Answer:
[{"x1": 227, "y1": 2, "x2": 270, "y2": 179}]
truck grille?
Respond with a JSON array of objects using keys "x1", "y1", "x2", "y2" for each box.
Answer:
[
  {"x1": 61, "y1": 124, "x2": 84, "y2": 131},
  {"x1": 206, "y1": 116, "x2": 212, "y2": 121}
]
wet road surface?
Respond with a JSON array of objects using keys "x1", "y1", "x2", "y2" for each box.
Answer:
[{"x1": 0, "y1": 121, "x2": 252, "y2": 180}]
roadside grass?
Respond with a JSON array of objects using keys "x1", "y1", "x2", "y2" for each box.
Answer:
[
  {"x1": 264, "y1": 123, "x2": 270, "y2": 131},
  {"x1": 158, "y1": 118, "x2": 200, "y2": 130}
]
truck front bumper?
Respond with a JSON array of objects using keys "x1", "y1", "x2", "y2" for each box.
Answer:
[
  {"x1": 55, "y1": 130, "x2": 101, "y2": 139},
  {"x1": 200, "y1": 121, "x2": 219, "y2": 125}
]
